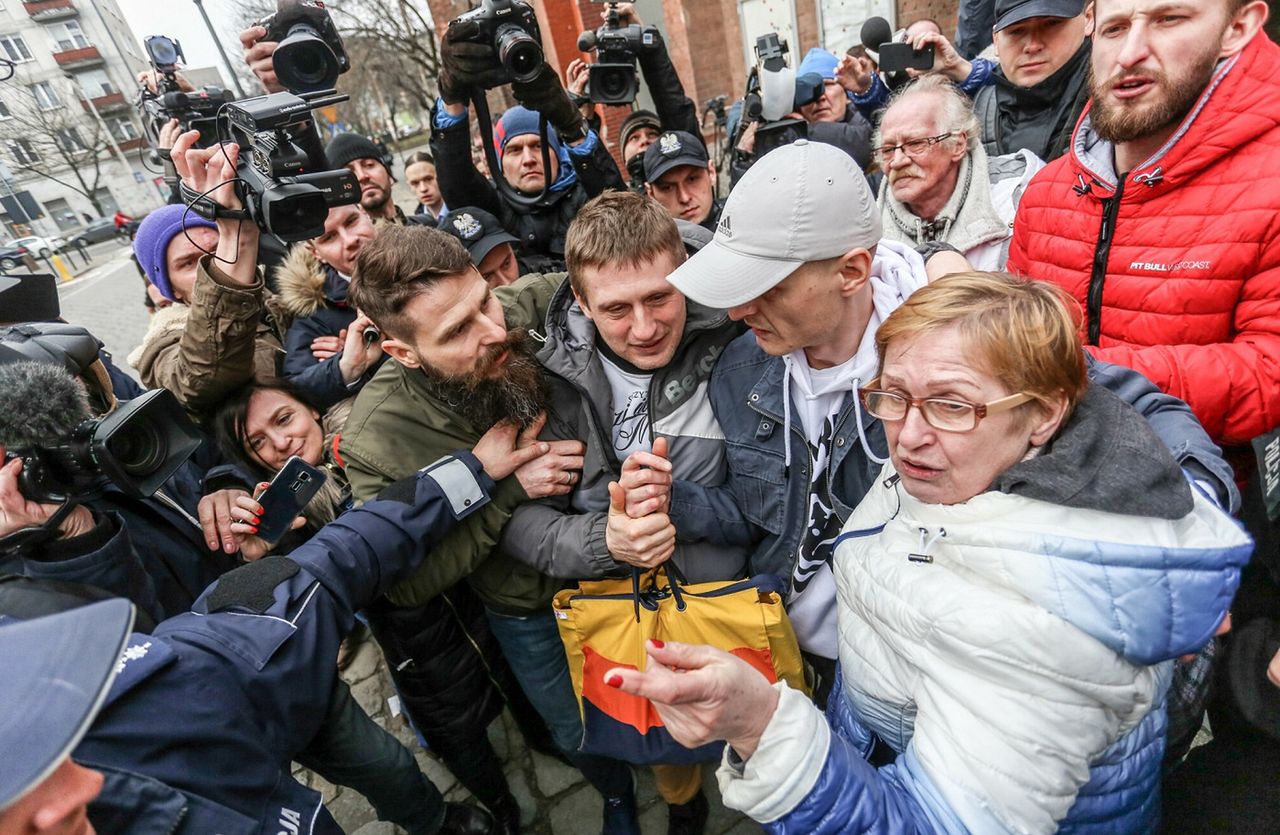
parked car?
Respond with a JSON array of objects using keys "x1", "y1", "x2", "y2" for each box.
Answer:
[
  {"x1": 70, "y1": 217, "x2": 122, "y2": 247},
  {"x1": 11, "y1": 235, "x2": 56, "y2": 259},
  {"x1": 0, "y1": 241, "x2": 31, "y2": 272}
]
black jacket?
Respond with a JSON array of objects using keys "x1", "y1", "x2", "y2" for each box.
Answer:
[{"x1": 430, "y1": 109, "x2": 625, "y2": 272}]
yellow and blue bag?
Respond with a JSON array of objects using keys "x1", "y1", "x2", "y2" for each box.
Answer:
[{"x1": 553, "y1": 565, "x2": 807, "y2": 765}]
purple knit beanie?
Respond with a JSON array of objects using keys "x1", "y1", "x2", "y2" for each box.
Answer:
[{"x1": 132, "y1": 204, "x2": 217, "y2": 301}]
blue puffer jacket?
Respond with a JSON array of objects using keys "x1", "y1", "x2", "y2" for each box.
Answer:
[{"x1": 716, "y1": 386, "x2": 1252, "y2": 833}]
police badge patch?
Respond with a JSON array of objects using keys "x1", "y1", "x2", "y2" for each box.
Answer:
[
  {"x1": 658, "y1": 132, "x2": 681, "y2": 156},
  {"x1": 451, "y1": 213, "x2": 483, "y2": 241}
]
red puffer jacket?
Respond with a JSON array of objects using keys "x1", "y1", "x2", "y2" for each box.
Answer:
[{"x1": 1008, "y1": 32, "x2": 1280, "y2": 450}]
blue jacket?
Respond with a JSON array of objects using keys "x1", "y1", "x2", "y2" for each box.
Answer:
[
  {"x1": 670, "y1": 333, "x2": 1239, "y2": 584},
  {"x1": 73, "y1": 455, "x2": 491, "y2": 833}
]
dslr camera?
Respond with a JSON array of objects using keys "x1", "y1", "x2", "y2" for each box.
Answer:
[
  {"x1": 137, "y1": 35, "x2": 232, "y2": 153},
  {"x1": 183, "y1": 90, "x2": 359, "y2": 242},
  {"x1": 448, "y1": 0, "x2": 544, "y2": 87},
  {"x1": 259, "y1": 0, "x2": 350, "y2": 94},
  {"x1": 3, "y1": 388, "x2": 202, "y2": 505},
  {"x1": 576, "y1": 0, "x2": 658, "y2": 105}
]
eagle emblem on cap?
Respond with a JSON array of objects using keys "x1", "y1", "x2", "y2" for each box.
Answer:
[
  {"x1": 659, "y1": 132, "x2": 682, "y2": 156},
  {"x1": 451, "y1": 212, "x2": 483, "y2": 241}
]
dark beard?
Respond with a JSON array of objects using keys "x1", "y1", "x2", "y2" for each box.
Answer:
[
  {"x1": 1088, "y1": 49, "x2": 1219, "y2": 145},
  {"x1": 418, "y1": 328, "x2": 548, "y2": 430}
]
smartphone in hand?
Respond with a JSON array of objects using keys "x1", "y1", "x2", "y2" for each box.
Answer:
[{"x1": 256, "y1": 456, "x2": 327, "y2": 543}]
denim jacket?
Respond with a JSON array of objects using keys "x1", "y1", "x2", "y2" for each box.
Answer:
[{"x1": 671, "y1": 334, "x2": 1239, "y2": 584}]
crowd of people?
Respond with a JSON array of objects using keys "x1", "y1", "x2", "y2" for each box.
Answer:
[{"x1": 2, "y1": 0, "x2": 1278, "y2": 833}]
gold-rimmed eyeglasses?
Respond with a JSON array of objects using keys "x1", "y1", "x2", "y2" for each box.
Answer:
[{"x1": 858, "y1": 383, "x2": 1033, "y2": 433}]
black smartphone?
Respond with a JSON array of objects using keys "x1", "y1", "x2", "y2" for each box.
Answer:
[
  {"x1": 878, "y1": 42, "x2": 935, "y2": 74},
  {"x1": 256, "y1": 456, "x2": 327, "y2": 542}
]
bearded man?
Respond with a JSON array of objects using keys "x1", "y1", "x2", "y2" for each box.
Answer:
[
  {"x1": 1009, "y1": 0, "x2": 1278, "y2": 468},
  {"x1": 340, "y1": 225, "x2": 640, "y2": 834}
]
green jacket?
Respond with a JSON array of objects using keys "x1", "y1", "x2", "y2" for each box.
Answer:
[{"x1": 340, "y1": 272, "x2": 566, "y2": 613}]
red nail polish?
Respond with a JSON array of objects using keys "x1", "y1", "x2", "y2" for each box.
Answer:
[
  {"x1": 650, "y1": 639, "x2": 665, "y2": 649},
  {"x1": 251, "y1": 516, "x2": 260, "y2": 525},
  {"x1": 606, "y1": 675, "x2": 623, "y2": 689},
  {"x1": 248, "y1": 526, "x2": 258, "y2": 535}
]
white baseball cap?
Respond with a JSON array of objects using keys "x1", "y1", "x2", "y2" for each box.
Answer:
[{"x1": 667, "y1": 139, "x2": 881, "y2": 309}]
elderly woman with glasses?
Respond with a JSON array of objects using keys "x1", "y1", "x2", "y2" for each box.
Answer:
[{"x1": 607, "y1": 272, "x2": 1251, "y2": 834}]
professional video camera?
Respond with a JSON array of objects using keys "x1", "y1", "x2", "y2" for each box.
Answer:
[
  {"x1": 2, "y1": 389, "x2": 201, "y2": 505},
  {"x1": 259, "y1": 0, "x2": 350, "y2": 94},
  {"x1": 181, "y1": 89, "x2": 359, "y2": 242},
  {"x1": 734, "y1": 34, "x2": 809, "y2": 160},
  {"x1": 137, "y1": 35, "x2": 233, "y2": 154},
  {"x1": 576, "y1": 0, "x2": 658, "y2": 105},
  {"x1": 448, "y1": 0, "x2": 544, "y2": 87}
]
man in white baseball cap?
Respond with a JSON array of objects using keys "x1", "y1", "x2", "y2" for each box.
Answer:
[{"x1": 623, "y1": 139, "x2": 1238, "y2": 706}]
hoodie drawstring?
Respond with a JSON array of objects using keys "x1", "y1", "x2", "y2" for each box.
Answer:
[
  {"x1": 781, "y1": 354, "x2": 794, "y2": 477},
  {"x1": 852, "y1": 377, "x2": 889, "y2": 465},
  {"x1": 908, "y1": 526, "x2": 947, "y2": 564}
]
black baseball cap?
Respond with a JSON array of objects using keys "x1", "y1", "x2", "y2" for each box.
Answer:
[
  {"x1": 994, "y1": 0, "x2": 1085, "y2": 31},
  {"x1": 643, "y1": 131, "x2": 710, "y2": 183},
  {"x1": 439, "y1": 208, "x2": 519, "y2": 266}
]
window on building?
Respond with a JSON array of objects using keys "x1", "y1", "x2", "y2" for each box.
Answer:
[
  {"x1": 9, "y1": 139, "x2": 40, "y2": 165},
  {"x1": 105, "y1": 115, "x2": 138, "y2": 142},
  {"x1": 31, "y1": 81, "x2": 62, "y2": 111},
  {"x1": 51, "y1": 20, "x2": 90, "y2": 52},
  {"x1": 0, "y1": 35, "x2": 34, "y2": 63},
  {"x1": 77, "y1": 69, "x2": 115, "y2": 97},
  {"x1": 55, "y1": 127, "x2": 85, "y2": 152}
]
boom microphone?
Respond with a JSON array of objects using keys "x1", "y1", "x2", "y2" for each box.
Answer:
[
  {"x1": 0, "y1": 361, "x2": 91, "y2": 449},
  {"x1": 860, "y1": 16, "x2": 893, "y2": 51}
]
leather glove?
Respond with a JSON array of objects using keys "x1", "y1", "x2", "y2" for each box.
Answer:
[
  {"x1": 439, "y1": 19, "x2": 509, "y2": 105},
  {"x1": 511, "y1": 64, "x2": 586, "y2": 143}
]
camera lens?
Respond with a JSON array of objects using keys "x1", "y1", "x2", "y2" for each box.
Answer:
[
  {"x1": 106, "y1": 420, "x2": 168, "y2": 477},
  {"x1": 275, "y1": 23, "x2": 340, "y2": 92},
  {"x1": 495, "y1": 24, "x2": 543, "y2": 84},
  {"x1": 599, "y1": 68, "x2": 629, "y2": 100}
]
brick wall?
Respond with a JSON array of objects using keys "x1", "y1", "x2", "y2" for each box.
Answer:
[{"x1": 896, "y1": 0, "x2": 960, "y2": 38}]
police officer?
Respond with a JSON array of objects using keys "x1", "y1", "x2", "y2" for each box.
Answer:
[{"x1": 0, "y1": 425, "x2": 547, "y2": 835}]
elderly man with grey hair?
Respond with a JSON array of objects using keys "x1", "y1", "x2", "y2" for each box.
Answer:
[{"x1": 875, "y1": 75, "x2": 1044, "y2": 271}]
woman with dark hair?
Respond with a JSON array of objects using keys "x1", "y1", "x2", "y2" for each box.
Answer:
[{"x1": 215, "y1": 381, "x2": 549, "y2": 835}]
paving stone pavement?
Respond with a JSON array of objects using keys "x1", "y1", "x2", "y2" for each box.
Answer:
[{"x1": 310, "y1": 635, "x2": 762, "y2": 835}]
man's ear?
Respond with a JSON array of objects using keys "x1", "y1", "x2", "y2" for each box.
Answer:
[
  {"x1": 380, "y1": 337, "x2": 421, "y2": 369},
  {"x1": 1221, "y1": 0, "x2": 1268, "y2": 57},
  {"x1": 836, "y1": 247, "x2": 874, "y2": 298},
  {"x1": 707, "y1": 163, "x2": 717, "y2": 187},
  {"x1": 571, "y1": 284, "x2": 594, "y2": 322},
  {"x1": 1084, "y1": 2, "x2": 1095, "y2": 36}
]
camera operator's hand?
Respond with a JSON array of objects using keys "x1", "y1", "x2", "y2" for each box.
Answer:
[
  {"x1": 511, "y1": 65, "x2": 586, "y2": 144},
  {"x1": 439, "y1": 20, "x2": 511, "y2": 109},
  {"x1": 171, "y1": 129, "x2": 259, "y2": 287},
  {"x1": 239, "y1": 25, "x2": 285, "y2": 94},
  {"x1": 736, "y1": 121, "x2": 758, "y2": 154},
  {"x1": 0, "y1": 451, "x2": 93, "y2": 541},
  {"x1": 566, "y1": 58, "x2": 590, "y2": 98},
  {"x1": 157, "y1": 118, "x2": 183, "y2": 154},
  {"x1": 608, "y1": 2, "x2": 642, "y2": 25},
  {"x1": 836, "y1": 53, "x2": 876, "y2": 95},
  {"x1": 137, "y1": 68, "x2": 195, "y2": 95},
  {"x1": 907, "y1": 31, "x2": 971, "y2": 81},
  {"x1": 338, "y1": 314, "x2": 383, "y2": 384}
]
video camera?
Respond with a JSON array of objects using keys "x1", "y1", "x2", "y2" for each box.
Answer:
[
  {"x1": 137, "y1": 35, "x2": 233, "y2": 154},
  {"x1": 736, "y1": 34, "x2": 808, "y2": 160},
  {"x1": 259, "y1": 0, "x2": 350, "y2": 94},
  {"x1": 448, "y1": 0, "x2": 544, "y2": 87},
  {"x1": 3, "y1": 388, "x2": 202, "y2": 505},
  {"x1": 576, "y1": 0, "x2": 658, "y2": 105},
  {"x1": 181, "y1": 89, "x2": 359, "y2": 242}
]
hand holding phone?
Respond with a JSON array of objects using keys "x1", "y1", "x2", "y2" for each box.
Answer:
[{"x1": 255, "y1": 456, "x2": 327, "y2": 543}]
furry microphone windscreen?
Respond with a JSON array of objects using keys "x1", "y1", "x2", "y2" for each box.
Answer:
[{"x1": 0, "y1": 361, "x2": 92, "y2": 449}]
